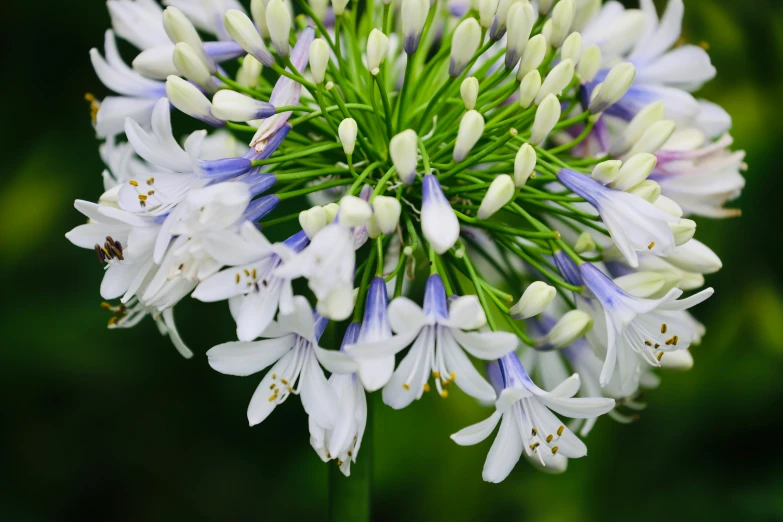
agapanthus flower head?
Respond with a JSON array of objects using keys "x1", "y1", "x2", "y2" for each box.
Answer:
[{"x1": 69, "y1": 0, "x2": 741, "y2": 487}]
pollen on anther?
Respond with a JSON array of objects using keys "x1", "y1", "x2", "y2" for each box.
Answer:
[
  {"x1": 402, "y1": 383, "x2": 410, "y2": 390},
  {"x1": 530, "y1": 442, "x2": 540, "y2": 451},
  {"x1": 551, "y1": 446, "x2": 559, "y2": 455},
  {"x1": 423, "y1": 383, "x2": 430, "y2": 392},
  {"x1": 147, "y1": 177, "x2": 155, "y2": 184},
  {"x1": 557, "y1": 425, "x2": 564, "y2": 436},
  {"x1": 129, "y1": 180, "x2": 139, "y2": 186},
  {"x1": 673, "y1": 335, "x2": 679, "y2": 345},
  {"x1": 644, "y1": 340, "x2": 652, "y2": 346},
  {"x1": 531, "y1": 428, "x2": 538, "y2": 436},
  {"x1": 657, "y1": 352, "x2": 664, "y2": 361},
  {"x1": 661, "y1": 323, "x2": 668, "y2": 334},
  {"x1": 440, "y1": 390, "x2": 449, "y2": 398},
  {"x1": 546, "y1": 434, "x2": 553, "y2": 443},
  {"x1": 235, "y1": 273, "x2": 241, "y2": 283},
  {"x1": 648, "y1": 241, "x2": 655, "y2": 250}
]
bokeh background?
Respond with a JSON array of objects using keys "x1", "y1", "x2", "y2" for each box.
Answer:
[{"x1": 1, "y1": 0, "x2": 782, "y2": 520}]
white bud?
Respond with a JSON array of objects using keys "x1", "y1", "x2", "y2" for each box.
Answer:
[
  {"x1": 504, "y1": 2, "x2": 535, "y2": 68},
  {"x1": 309, "y1": 39, "x2": 330, "y2": 84},
  {"x1": 367, "y1": 29, "x2": 390, "y2": 75},
  {"x1": 338, "y1": 118, "x2": 358, "y2": 156},
  {"x1": 372, "y1": 196, "x2": 402, "y2": 235},
  {"x1": 510, "y1": 281, "x2": 556, "y2": 319},
  {"x1": 573, "y1": 0, "x2": 601, "y2": 31},
  {"x1": 478, "y1": 174, "x2": 515, "y2": 219},
  {"x1": 530, "y1": 94, "x2": 561, "y2": 146},
  {"x1": 518, "y1": 70, "x2": 542, "y2": 109},
  {"x1": 626, "y1": 120, "x2": 676, "y2": 156},
  {"x1": 545, "y1": 0, "x2": 576, "y2": 48},
  {"x1": 654, "y1": 194, "x2": 684, "y2": 218},
  {"x1": 316, "y1": 284, "x2": 355, "y2": 320},
  {"x1": 609, "y1": 101, "x2": 666, "y2": 156},
  {"x1": 390, "y1": 129, "x2": 419, "y2": 185},
  {"x1": 212, "y1": 90, "x2": 274, "y2": 121},
  {"x1": 450, "y1": 18, "x2": 482, "y2": 77},
  {"x1": 236, "y1": 55, "x2": 263, "y2": 88},
  {"x1": 266, "y1": 0, "x2": 292, "y2": 57},
  {"x1": 323, "y1": 202, "x2": 340, "y2": 223},
  {"x1": 542, "y1": 310, "x2": 593, "y2": 349},
  {"x1": 173, "y1": 42, "x2": 217, "y2": 92},
  {"x1": 516, "y1": 34, "x2": 548, "y2": 80},
  {"x1": 332, "y1": 0, "x2": 350, "y2": 16},
  {"x1": 250, "y1": 0, "x2": 270, "y2": 39},
  {"x1": 679, "y1": 271, "x2": 705, "y2": 291},
  {"x1": 225, "y1": 9, "x2": 274, "y2": 67},
  {"x1": 401, "y1": 0, "x2": 429, "y2": 54},
  {"x1": 489, "y1": 0, "x2": 517, "y2": 40},
  {"x1": 576, "y1": 44, "x2": 601, "y2": 82},
  {"x1": 165, "y1": 75, "x2": 222, "y2": 125},
  {"x1": 588, "y1": 62, "x2": 636, "y2": 113},
  {"x1": 366, "y1": 215, "x2": 383, "y2": 239},
  {"x1": 339, "y1": 195, "x2": 373, "y2": 228},
  {"x1": 460, "y1": 77, "x2": 479, "y2": 110},
  {"x1": 454, "y1": 110, "x2": 485, "y2": 162},
  {"x1": 535, "y1": 58, "x2": 574, "y2": 104},
  {"x1": 132, "y1": 47, "x2": 177, "y2": 80},
  {"x1": 478, "y1": 0, "x2": 500, "y2": 28},
  {"x1": 163, "y1": 7, "x2": 213, "y2": 71},
  {"x1": 560, "y1": 32, "x2": 582, "y2": 63},
  {"x1": 627, "y1": 180, "x2": 661, "y2": 202},
  {"x1": 299, "y1": 206, "x2": 328, "y2": 239},
  {"x1": 538, "y1": 0, "x2": 555, "y2": 14},
  {"x1": 590, "y1": 160, "x2": 621, "y2": 185},
  {"x1": 666, "y1": 239, "x2": 722, "y2": 274},
  {"x1": 574, "y1": 231, "x2": 596, "y2": 253},
  {"x1": 610, "y1": 153, "x2": 657, "y2": 191},
  {"x1": 658, "y1": 349, "x2": 694, "y2": 371},
  {"x1": 669, "y1": 218, "x2": 697, "y2": 246},
  {"x1": 613, "y1": 270, "x2": 682, "y2": 299},
  {"x1": 514, "y1": 144, "x2": 536, "y2": 187}
]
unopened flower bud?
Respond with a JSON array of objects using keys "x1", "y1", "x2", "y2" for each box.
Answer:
[
  {"x1": 236, "y1": 55, "x2": 263, "y2": 88},
  {"x1": 588, "y1": 62, "x2": 636, "y2": 113},
  {"x1": 511, "y1": 71, "x2": 539, "y2": 111},
  {"x1": 266, "y1": 0, "x2": 292, "y2": 57},
  {"x1": 538, "y1": 0, "x2": 555, "y2": 14},
  {"x1": 670, "y1": 218, "x2": 697, "y2": 246},
  {"x1": 250, "y1": 0, "x2": 270, "y2": 38},
  {"x1": 225, "y1": 9, "x2": 274, "y2": 67},
  {"x1": 478, "y1": 0, "x2": 500, "y2": 28},
  {"x1": 609, "y1": 101, "x2": 666, "y2": 156},
  {"x1": 590, "y1": 160, "x2": 621, "y2": 185},
  {"x1": 611, "y1": 153, "x2": 657, "y2": 191},
  {"x1": 454, "y1": 110, "x2": 485, "y2": 162},
  {"x1": 132, "y1": 47, "x2": 177, "y2": 79},
  {"x1": 323, "y1": 202, "x2": 340, "y2": 223},
  {"x1": 627, "y1": 180, "x2": 661, "y2": 202},
  {"x1": 338, "y1": 118, "x2": 358, "y2": 155},
  {"x1": 460, "y1": 77, "x2": 479, "y2": 110},
  {"x1": 516, "y1": 34, "x2": 548, "y2": 80},
  {"x1": 478, "y1": 174, "x2": 515, "y2": 219},
  {"x1": 372, "y1": 196, "x2": 402, "y2": 235},
  {"x1": 530, "y1": 94, "x2": 561, "y2": 146},
  {"x1": 367, "y1": 29, "x2": 390, "y2": 75},
  {"x1": 300, "y1": 205, "x2": 328, "y2": 239},
  {"x1": 544, "y1": 0, "x2": 576, "y2": 48},
  {"x1": 654, "y1": 195, "x2": 684, "y2": 218},
  {"x1": 401, "y1": 0, "x2": 429, "y2": 54},
  {"x1": 309, "y1": 39, "x2": 330, "y2": 84},
  {"x1": 163, "y1": 7, "x2": 213, "y2": 71},
  {"x1": 505, "y1": 2, "x2": 535, "y2": 68},
  {"x1": 679, "y1": 271, "x2": 705, "y2": 291},
  {"x1": 390, "y1": 129, "x2": 419, "y2": 184},
  {"x1": 574, "y1": 231, "x2": 596, "y2": 253},
  {"x1": 542, "y1": 310, "x2": 593, "y2": 349},
  {"x1": 514, "y1": 144, "x2": 536, "y2": 187},
  {"x1": 489, "y1": 0, "x2": 517, "y2": 40},
  {"x1": 166, "y1": 75, "x2": 224, "y2": 126},
  {"x1": 332, "y1": 0, "x2": 350, "y2": 16},
  {"x1": 576, "y1": 44, "x2": 601, "y2": 82},
  {"x1": 450, "y1": 18, "x2": 482, "y2": 77},
  {"x1": 626, "y1": 120, "x2": 676, "y2": 156},
  {"x1": 173, "y1": 42, "x2": 217, "y2": 92},
  {"x1": 212, "y1": 90, "x2": 275, "y2": 121},
  {"x1": 658, "y1": 349, "x2": 694, "y2": 371},
  {"x1": 535, "y1": 58, "x2": 574, "y2": 104},
  {"x1": 613, "y1": 270, "x2": 682, "y2": 298},
  {"x1": 511, "y1": 281, "x2": 556, "y2": 319},
  {"x1": 560, "y1": 32, "x2": 583, "y2": 63},
  {"x1": 339, "y1": 195, "x2": 373, "y2": 228},
  {"x1": 666, "y1": 239, "x2": 722, "y2": 274}
]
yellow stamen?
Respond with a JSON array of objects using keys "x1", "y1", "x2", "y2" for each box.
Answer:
[
  {"x1": 557, "y1": 425, "x2": 564, "y2": 436},
  {"x1": 129, "y1": 180, "x2": 139, "y2": 187},
  {"x1": 661, "y1": 323, "x2": 668, "y2": 334}
]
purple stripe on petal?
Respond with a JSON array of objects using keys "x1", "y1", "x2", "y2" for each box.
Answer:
[
  {"x1": 243, "y1": 194, "x2": 280, "y2": 222},
  {"x1": 314, "y1": 312, "x2": 329, "y2": 341},
  {"x1": 423, "y1": 274, "x2": 449, "y2": 320},
  {"x1": 243, "y1": 174, "x2": 278, "y2": 196},
  {"x1": 361, "y1": 277, "x2": 390, "y2": 339},
  {"x1": 340, "y1": 322, "x2": 362, "y2": 352},
  {"x1": 498, "y1": 352, "x2": 534, "y2": 389},
  {"x1": 579, "y1": 262, "x2": 628, "y2": 307},
  {"x1": 556, "y1": 169, "x2": 601, "y2": 208},
  {"x1": 198, "y1": 157, "x2": 253, "y2": 181},
  {"x1": 553, "y1": 250, "x2": 583, "y2": 286},
  {"x1": 204, "y1": 41, "x2": 245, "y2": 63},
  {"x1": 486, "y1": 360, "x2": 504, "y2": 395},
  {"x1": 422, "y1": 174, "x2": 447, "y2": 208},
  {"x1": 284, "y1": 230, "x2": 310, "y2": 253}
]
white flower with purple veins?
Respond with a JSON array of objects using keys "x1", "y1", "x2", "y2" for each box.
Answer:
[
  {"x1": 651, "y1": 130, "x2": 746, "y2": 218},
  {"x1": 421, "y1": 174, "x2": 460, "y2": 255},
  {"x1": 193, "y1": 226, "x2": 309, "y2": 342},
  {"x1": 346, "y1": 276, "x2": 395, "y2": 391},
  {"x1": 557, "y1": 168, "x2": 677, "y2": 268},
  {"x1": 451, "y1": 353, "x2": 615, "y2": 482},
  {"x1": 579, "y1": 261, "x2": 713, "y2": 388},
  {"x1": 207, "y1": 296, "x2": 358, "y2": 428},
  {"x1": 310, "y1": 323, "x2": 368, "y2": 477},
  {"x1": 349, "y1": 274, "x2": 519, "y2": 408}
]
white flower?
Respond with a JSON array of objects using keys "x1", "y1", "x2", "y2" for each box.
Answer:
[
  {"x1": 207, "y1": 296, "x2": 357, "y2": 428},
  {"x1": 108, "y1": 0, "x2": 169, "y2": 51},
  {"x1": 451, "y1": 353, "x2": 614, "y2": 482},
  {"x1": 421, "y1": 174, "x2": 460, "y2": 254},
  {"x1": 348, "y1": 274, "x2": 519, "y2": 408},
  {"x1": 346, "y1": 276, "x2": 395, "y2": 391}
]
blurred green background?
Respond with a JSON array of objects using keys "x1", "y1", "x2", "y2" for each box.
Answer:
[{"x1": 1, "y1": 0, "x2": 782, "y2": 521}]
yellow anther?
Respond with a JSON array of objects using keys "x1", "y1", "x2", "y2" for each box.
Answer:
[
  {"x1": 147, "y1": 177, "x2": 155, "y2": 184},
  {"x1": 244, "y1": 269, "x2": 250, "y2": 276},
  {"x1": 281, "y1": 379, "x2": 289, "y2": 385},
  {"x1": 129, "y1": 180, "x2": 139, "y2": 187},
  {"x1": 108, "y1": 316, "x2": 118, "y2": 326},
  {"x1": 440, "y1": 390, "x2": 449, "y2": 398},
  {"x1": 673, "y1": 335, "x2": 679, "y2": 345},
  {"x1": 268, "y1": 394, "x2": 278, "y2": 402},
  {"x1": 432, "y1": 371, "x2": 440, "y2": 379},
  {"x1": 402, "y1": 383, "x2": 410, "y2": 390},
  {"x1": 644, "y1": 340, "x2": 652, "y2": 346},
  {"x1": 272, "y1": 373, "x2": 277, "y2": 379},
  {"x1": 337, "y1": 460, "x2": 343, "y2": 467},
  {"x1": 531, "y1": 428, "x2": 538, "y2": 436},
  {"x1": 252, "y1": 268, "x2": 257, "y2": 279},
  {"x1": 557, "y1": 425, "x2": 564, "y2": 436},
  {"x1": 648, "y1": 241, "x2": 655, "y2": 250},
  {"x1": 269, "y1": 383, "x2": 275, "y2": 390},
  {"x1": 138, "y1": 194, "x2": 148, "y2": 201},
  {"x1": 657, "y1": 352, "x2": 664, "y2": 361},
  {"x1": 661, "y1": 323, "x2": 668, "y2": 334},
  {"x1": 530, "y1": 442, "x2": 540, "y2": 451},
  {"x1": 100, "y1": 302, "x2": 112, "y2": 310},
  {"x1": 699, "y1": 41, "x2": 710, "y2": 50},
  {"x1": 236, "y1": 273, "x2": 241, "y2": 283},
  {"x1": 449, "y1": 371, "x2": 456, "y2": 380},
  {"x1": 551, "y1": 446, "x2": 559, "y2": 455},
  {"x1": 546, "y1": 434, "x2": 553, "y2": 443},
  {"x1": 347, "y1": 450, "x2": 352, "y2": 457},
  {"x1": 423, "y1": 383, "x2": 431, "y2": 392}
]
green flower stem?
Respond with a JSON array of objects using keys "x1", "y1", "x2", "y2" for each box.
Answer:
[
  {"x1": 289, "y1": 103, "x2": 376, "y2": 126},
  {"x1": 383, "y1": 3, "x2": 393, "y2": 34},
  {"x1": 375, "y1": 237, "x2": 385, "y2": 276},
  {"x1": 258, "y1": 212, "x2": 301, "y2": 229},
  {"x1": 370, "y1": 166, "x2": 398, "y2": 198},
  {"x1": 497, "y1": 236, "x2": 583, "y2": 293},
  {"x1": 350, "y1": 161, "x2": 385, "y2": 195},
  {"x1": 216, "y1": 72, "x2": 268, "y2": 99},
  {"x1": 270, "y1": 62, "x2": 316, "y2": 92},
  {"x1": 417, "y1": 136, "x2": 432, "y2": 175},
  {"x1": 276, "y1": 178, "x2": 354, "y2": 201},
  {"x1": 276, "y1": 167, "x2": 350, "y2": 181},
  {"x1": 395, "y1": 56, "x2": 416, "y2": 132},
  {"x1": 252, "y1": 142, "x2": 343, "y2": 166},
  {"x1": 439, "y1": 129, "x2": 517, "y2": 181},
  {"x1": 454, "y1": 211, "x2": 559, "y2": 239},
  {"x1": 548, "y1": 118, "x2": 597, "y2": 155},
  {"x1": 374, "y1": 73, "x2": 393, "y2": 141},
  {"x1": 461, "y1": 247, "x2": 499, "y2": 331},
  {"x1": 294, "y1": 0, "x2": 337, "y2": 53}
]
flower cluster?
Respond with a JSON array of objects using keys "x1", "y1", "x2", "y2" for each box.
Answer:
[{"x1": 68, "y1": 0, "x2": 743, "y2": 481}]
